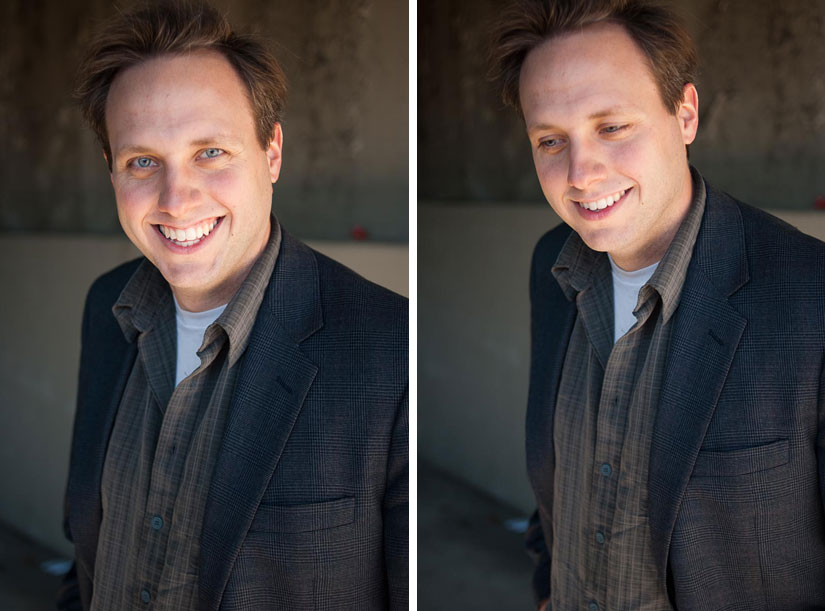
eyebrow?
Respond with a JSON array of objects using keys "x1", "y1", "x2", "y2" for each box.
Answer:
[
  {"x1": 526, "y1": 107, "x2": 637, "y2": 134},
  {"x1": 114, "y1": 136, "x2": 244, "y2": 159}
]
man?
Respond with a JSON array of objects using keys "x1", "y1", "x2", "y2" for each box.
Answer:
[
  {"x1": 59, "y1": 3, "x2": 407, "y2": 610},
  {"x1": 491, "y1": 0, "x2": 825, "y2": 609}
]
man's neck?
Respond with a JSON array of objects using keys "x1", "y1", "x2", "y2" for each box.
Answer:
[{"x1": 609, "y1": 167, "x2": 695, "y2": 271}]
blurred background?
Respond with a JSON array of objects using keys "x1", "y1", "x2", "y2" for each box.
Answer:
[
  {"x1": 0, "y1": 1, "x2": 407, "y2": 607},
  {"x1": 419, "y1": 0, "x2": 825, "y2": 608}
]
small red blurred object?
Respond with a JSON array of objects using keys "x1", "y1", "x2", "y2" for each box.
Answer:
[
  {"x1": 815, "y1": 196, "x2": 825, "y2": 210},
  {"x1": 351, "y1": 225, "x2": 368, "y2": 241}
]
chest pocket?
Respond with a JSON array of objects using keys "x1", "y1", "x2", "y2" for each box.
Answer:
[
  {"x1": 692, "y1": 439, "x2": 788, "y2": 477},
  {"x1": 249, "y1": 496, "x2": 355, "y2": 533}
]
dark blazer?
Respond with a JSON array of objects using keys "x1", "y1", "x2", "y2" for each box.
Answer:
[
  {"x1": 59, "y1": 231, "x2": 408, "y2": 610},
  {"x1": 526, "y1": 182, "x2": 825, "y2": 610}
]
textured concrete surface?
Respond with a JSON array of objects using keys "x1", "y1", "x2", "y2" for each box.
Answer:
[
  {"x1": 419, "y1": 461, "x2": 535, "y2": 610},
  {"x1": 0, "y1": 521, "x2": 65, "y2": 611}
]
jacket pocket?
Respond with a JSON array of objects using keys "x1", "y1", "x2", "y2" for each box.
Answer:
[
  {"x1": 692, "y1": 439, "x2": 788, "y2": 477},
  {"x1": 249, "y1": 497, "x2": 355, "y2": 533}
]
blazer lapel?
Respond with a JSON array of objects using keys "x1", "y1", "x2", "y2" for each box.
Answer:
[
  {"x1": 648, "y1": 186, "x2": 749, "y2": 577},
  {"x1": 199, "y1": 232, "x2": 322, "y2": 610}
]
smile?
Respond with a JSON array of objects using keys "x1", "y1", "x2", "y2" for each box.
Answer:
[
  {"x1": 575, "y1": 188, "x2": 628, "y2": 211},
  {"x1": 157, "y1": 217, "x2": 221, "y2": 247}
]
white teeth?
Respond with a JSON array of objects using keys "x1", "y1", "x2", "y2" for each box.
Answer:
[
  {"x1": 158, "y1": 218, "x2": 220, "y2": 247},
  {"x1": 578, "y1": 189, "x2": 626, "y2": 211}
]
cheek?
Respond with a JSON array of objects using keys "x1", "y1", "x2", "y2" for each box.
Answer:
[
  {"x1": 203, "y1": 166, "x2": 261, "y2": 206},
  {"x1": 533, "y1": 153, "x2": 565, "y2": 188},
  {"x1": 608, "y1": 137, "x2": 645, "y2": 168},
  {"x1": 114, "y1": 179, "x2": 157, "y2": 221}
]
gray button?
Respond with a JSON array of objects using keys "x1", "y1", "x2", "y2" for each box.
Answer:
[
  {"x1": 151, "y1": 516, "x2": 163, "y2": 530},
  {"x1": 595, "y1": 531, "x2": 606, "y2": 544},
  {"x1": 600, "y1": 463, "x2": 612, "y2": 477},
  {"x1": 589, "y1": 602, "x2": 599, "y2": 611},
  {"x1": 140, "y1": 589, "x2": 151, "y2": 603}
]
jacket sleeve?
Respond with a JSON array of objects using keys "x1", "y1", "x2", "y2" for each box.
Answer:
[
  {"x1": 525, "y1": 227, "x2": 572, "y2": 608},
  {"x1": 526, "y1": 509, "x2": 552, "y2": 606},
  {"x1": 56, "y1": 497, "x2": 83, "y2": 611},
  {"x1": 384, "y1": 384, "x2": 409, "y2": 610},
  {"x1": 57, "y1": 288, "x2": 93, "y2": 611},
  {"x1": 818, "y1": 355, "x2": 825, "y2": 514},
  {"x1": 526, "y1": 237, "x2": 552, "y2": 605}
]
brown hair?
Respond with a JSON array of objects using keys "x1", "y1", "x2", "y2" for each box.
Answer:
[
  {"x1": 75, "y1": 1, "x2": 287, "y2": 170},
  {"x1": 490, "y1": 0, "x2": 697, "y2": 115}
]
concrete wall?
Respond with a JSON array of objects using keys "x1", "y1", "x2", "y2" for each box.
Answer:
[
  {"x1": 0, "y1": 0, "x2": 408, "y2": 241},
  {"x1": 0, "y1": 236, "x2": 406, "y2": 555},
  {"x1": 419, "y1": 204, "x2": 825, "y2": 513}
]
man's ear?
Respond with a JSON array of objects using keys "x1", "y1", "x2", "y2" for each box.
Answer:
[
  {"x1": 266, "y1": 123, "x2": 283, "y2": 183},
  {"x1": 677, "y1": 83, "x2": 699, "y2": 146},
  {"x1": 103, "y1": 149, "x2": 113, "y2": 181}
]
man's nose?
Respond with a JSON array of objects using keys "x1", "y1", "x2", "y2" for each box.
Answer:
[
  {"x1": 157, "y1": 165, "x2": 201, "y2": 216},
  {"x1": 567, "y1": 141, "x2": 607, "y2": 191}
]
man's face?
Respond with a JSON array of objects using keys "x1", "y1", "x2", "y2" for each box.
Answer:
[
  {"x1": 106, "y1": 50, "x2": 282, "y2": 311},
  {"x1": 519, "y1": 23, "x2": 699, "y2": 271}
]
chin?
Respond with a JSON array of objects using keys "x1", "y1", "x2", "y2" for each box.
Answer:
[{"x1": 575, "y1": 229, "x2": 624, "y2": 256}]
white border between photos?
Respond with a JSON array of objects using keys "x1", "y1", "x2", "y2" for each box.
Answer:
[{"x1": 408, "y1": 0, "x2": 418, "y2": 608}]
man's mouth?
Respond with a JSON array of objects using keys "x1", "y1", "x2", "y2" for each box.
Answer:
[
  {"x1": 157, "y1": 217, "x2": 221, "y2": 247},
  {"x1": 574, "y1": 188, "x2": 628, "y2": 211}
]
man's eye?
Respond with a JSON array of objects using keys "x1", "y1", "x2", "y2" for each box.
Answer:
[
  {"x1": 200, "y1": 148, "x2": 224, "y2": 159},
  {"x1": 539, "y1": 138, "x2": 563, "y2": 150},
  {"x1": 602, "y1": 124, "x2": 628, "y2": 134},
  {"x1": 134, "y1": 157, "x2": 156, "y2": 168}
]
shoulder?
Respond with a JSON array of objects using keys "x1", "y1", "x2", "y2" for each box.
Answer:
[
  {"x1": 702, "y1": 184, "x2": 825, "y2": 340},
  {"x1": 311, "y1": 249, "x2": 408, "y2": 357},
  {"x1": 84, "y1": 258, "x2": 143, "y2": 315},
  {"x1": 278, "y1": 236, "x2": 408, "y2": 394},
  {"x1": 706, "y1": 184, "x2": 825, "y2": 275},
  {"x1": 276, "y1": 232, "x2": 407, "y2": 349},
  {"x1": 533, "y1": 222, "x2": 573, "y2": 267},
  {"x1": 529, "y1": 222, "x2": 573, "y2": 302},
  {"x1": 312, "y1": 250, "x2": 407, "y2": 311}
]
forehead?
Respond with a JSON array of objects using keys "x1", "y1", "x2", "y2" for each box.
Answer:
[
  {"x1": 519, "y1": 22, "x2": 664, "y2": 127},
  {"x1": 105, "y1": 50, "x2": 255, "y2": 149}
]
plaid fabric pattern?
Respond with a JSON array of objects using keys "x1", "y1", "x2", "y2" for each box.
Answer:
[
  {"x1": 546, "y1": 173, "x2": 705, "y2": 610},
  {"x1": 90, "y1": 219, "x2": 282, "y2": 611}
]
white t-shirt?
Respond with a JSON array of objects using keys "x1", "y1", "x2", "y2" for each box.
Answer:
[
  {"x1": 173, "y1": 297, "x2": 227, "y2": 386},
  {"x1": 609, "y1": 255, "x2": 658, "y2": 345}
]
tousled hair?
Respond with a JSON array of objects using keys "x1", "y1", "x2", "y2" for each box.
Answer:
[
  {"x1": 489, "y1": 0, "x2": 697, "y2": 116},
  {"x1": 76, "y1": 1, "x2": 287, "y2": 170}
]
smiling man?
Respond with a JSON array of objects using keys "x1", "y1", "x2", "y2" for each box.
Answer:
[
  {"x1": 491, "y1": 0, "x2": 825, "y2": 609},
  {"x1": 59, "y1": 3, "x2": 407, "y2": 610}
]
